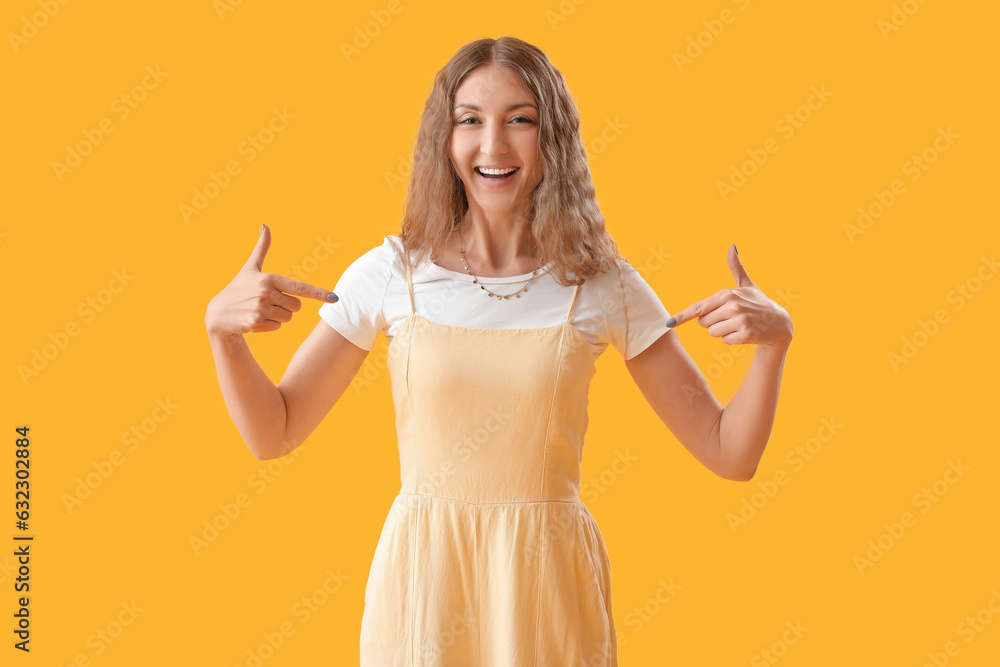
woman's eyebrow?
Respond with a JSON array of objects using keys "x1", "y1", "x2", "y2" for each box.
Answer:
[{"x1": 454, "y1": 101, "x2": 537, "y2": 112}]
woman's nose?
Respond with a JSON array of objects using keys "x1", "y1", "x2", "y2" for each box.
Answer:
[{"x1": 481, "y1": 122, "x2": 508, "y2": 156}]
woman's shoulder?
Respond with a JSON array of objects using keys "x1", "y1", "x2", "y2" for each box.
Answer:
[
  {"x1": 581, "y1": 256, "x2": 663, "y2": 318},
  {"x1": 380, "y1": 234, "x2": 418, "y2": 277},
  {"x1": 356, "y1": 234, "x2": 436, "y2": 286},
  {"x1": 348, "y1": 235, "x2": 404, "y2": 270},
  {"x1": 334, "y1": 236, "x2": 403, "y2": 292},
  {"x1": 578, "y1": 256, "x2": 634, "y2": 289}
]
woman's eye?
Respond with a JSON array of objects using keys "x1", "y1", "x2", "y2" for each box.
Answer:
[{"x1": 455, "y1": 116, "x2": 534, "y2": 125}]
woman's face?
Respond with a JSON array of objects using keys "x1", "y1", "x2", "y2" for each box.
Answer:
[{"x1": 449, "y1": 63, "x2": 542, "y2": 219}]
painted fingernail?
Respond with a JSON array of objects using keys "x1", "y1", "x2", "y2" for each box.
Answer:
[
  {"x1": 327, "y1": 293, "x2": 338, "y2": 302},
  {"x1": 666, "y1": 317, "x2": 677, "y2": 327},
  {"x1": 260, "y1": 224, "x2": 265, "y2": 236},
  {"x1": 734, "y1": 243, "x2": 738, "y2": 255}
]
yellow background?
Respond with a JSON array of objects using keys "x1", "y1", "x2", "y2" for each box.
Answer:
[{"x1": 4, "y1": 0, "x2": 998, "y2": 664}]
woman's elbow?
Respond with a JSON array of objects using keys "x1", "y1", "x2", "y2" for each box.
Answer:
[
  {"x1": 249, "y1": 432, "x2": 306, "y2": 461},
  {"x1": 245, "y1": 437, "x2": 285, "y2": 461},
  {"x1": 714, "y1": 457, "x2": 758, "y2": 482}
]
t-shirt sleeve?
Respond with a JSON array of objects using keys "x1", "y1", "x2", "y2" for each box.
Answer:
[
  {"x1": 603, "y1": 260, "x2": 672, "y2": 360},
  {"x1": 317, "y1": 238, "x2": 393, "y2": 351}
]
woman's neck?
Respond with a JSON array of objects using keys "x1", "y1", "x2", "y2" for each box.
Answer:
[{"x1": 454, "y1": 209, "x2": 541, "y2": 275}]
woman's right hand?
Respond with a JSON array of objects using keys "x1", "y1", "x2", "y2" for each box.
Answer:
[{"x1": 205, "y1": 224, "x2": 338, "y2": 337}]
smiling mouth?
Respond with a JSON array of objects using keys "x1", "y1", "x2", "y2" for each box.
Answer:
[{"x1": 475, "y1": 166, "x2": 519, "y2": 180}]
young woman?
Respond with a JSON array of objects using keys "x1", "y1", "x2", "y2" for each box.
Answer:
[{"x1": 206, "y1": 36, "x2": 792, "y2": 667}]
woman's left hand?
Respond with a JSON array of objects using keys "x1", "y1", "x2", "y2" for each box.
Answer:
[{"x1": 665, "y1": 244, "x2": 793, "y2": 348}]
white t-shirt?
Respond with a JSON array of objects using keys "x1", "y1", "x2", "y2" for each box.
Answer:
[{"x1": 318, "y1": 235, "x2": 673, "y2": 361}]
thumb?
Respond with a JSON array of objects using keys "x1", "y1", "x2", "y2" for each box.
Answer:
[
  {"x1": 728, "y1": 243, "x2": 753, "y2": 288},
  {"x1": 245, "y1": 224, "x2": 271, "y2": 272}
]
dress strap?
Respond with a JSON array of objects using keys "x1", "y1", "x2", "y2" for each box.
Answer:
[
  {"x1": 394, "y1": 236, "x2": 415, "y2": 317},
  {"x1": 566, "y1": 283, "x2": 582, "y2": 322}
]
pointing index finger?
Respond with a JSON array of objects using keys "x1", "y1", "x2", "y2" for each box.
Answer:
[
  {"x1": 666, "y1": 309, "x2": 689, "y2": 328},
  {"x1": 271, "y1": 273, "x2": 338, "y2": 303},
  {"x1": 666, "y1": 290, "x2": 728, "y2": 328},
  {"x1": 666, "y1": 298, "x2": 707, "y2": 328}
]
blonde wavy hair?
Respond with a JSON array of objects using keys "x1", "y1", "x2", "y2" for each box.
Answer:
[{"x1": 398, "y1": 36, "x2": 627, "y2": 286}]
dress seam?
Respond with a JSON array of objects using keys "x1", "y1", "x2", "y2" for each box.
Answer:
[
  {"x1": 409, "y1": 495, "x2": 417, "y2": 666},
  {"x1": 532, "y1": 502, "x2": 543, "y2": 667},
  {"x1": 409, "y1": 329, "x2": 417, "y2": 665},
  {"x1": 579, "y1": 512, "x2": 611, "y2": 664},
  {"x1": 534, "y1": 330, "x2": 566, "y2": 666},
  {"x1": 617, "y1": 261, "x2": 631, "y2": 360},
  {"x1": 538, "y1": 330, "x2": 565, "y2": 499},
  {"x1": 475, "y1": 506, "x2": 482, "y2": 666},
  {"x1": 377, "y1": 236, "x2": 393, "y2": 336},
  {"x1": 597, "y1": 277, "x2": 612, "y2": 356},
  {"x1": 396, "y1": 491, "x2": 578, "y2": 506}
]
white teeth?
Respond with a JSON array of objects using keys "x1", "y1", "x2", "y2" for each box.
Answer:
[{"x1": 477, "y1": 167, "x2": 518, "y2": 176}]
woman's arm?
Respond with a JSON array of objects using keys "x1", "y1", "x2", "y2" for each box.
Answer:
[
  {"x1": 206, "y1": 224, "x2": 369, "y2": 459},
  {"x1": 715, "y1": 340, "x2": 789, "y2": 480},
  {"x1": 626, "y1": 332, "x2": 789, "y2": 481},
  {"x1": 207, "y1": 330, "x2": 288, "y2": 459},
  {"x1": 624, "y1": 245, "x2": 793, "y2": 481},
  {"x1": 207, "y1": 323, "x2": 369, "y2": 460}
]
